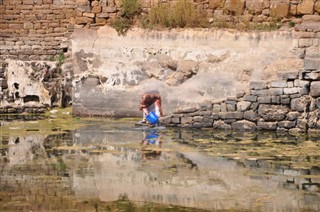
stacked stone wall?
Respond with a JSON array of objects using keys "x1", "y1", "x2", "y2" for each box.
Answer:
[
  {"x1": 0, "y1": 0, "x2": 319, "y2": 117},
  {"x1": 161, "y1": 62, "x2": 320, "y2": 132},
  {"x1": 0, "y1": 0, "x2": 320, "y2": 61},
  {"x1": 160, "y1": 17, "x2": 320, "y2": 132}
]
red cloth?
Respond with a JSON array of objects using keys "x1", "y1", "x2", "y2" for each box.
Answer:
[{"x1": 139, "y1": 90, "x2": 163, "y2": 116}]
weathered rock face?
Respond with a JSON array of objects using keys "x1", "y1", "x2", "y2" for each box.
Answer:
[
  {"x1": 1, "y1": 0, "x2": 319, "y2": 62},
  {"x1": 0, "y1": 60, "x2": 70, "y2": 113},
  {"x1": 71, "y1": 26, "x2": 299, "y2": 117},
  {"x1": 161, "y1": 36, "x2": 320, "y2": 132}
]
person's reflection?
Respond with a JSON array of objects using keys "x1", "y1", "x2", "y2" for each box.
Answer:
[{"x1": 141, "y1": 130, "x2": 162, "y2": 160}]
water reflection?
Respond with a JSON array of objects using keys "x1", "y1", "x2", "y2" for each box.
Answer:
[
  {"x1": 0, "y1": 119, "x2": 320, "y2": 211},
  {"x1": 141, "y1": 129, "x2": 162, "y2": 160}
]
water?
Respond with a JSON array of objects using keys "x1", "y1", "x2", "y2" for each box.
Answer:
[{"x1": 0, "y1": 118, "x2": 320, "y2": 211}]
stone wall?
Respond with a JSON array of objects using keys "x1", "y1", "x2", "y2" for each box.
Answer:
[
  {"x1": 71, "y1": 26, "x2": 300, "y2": 117},
  {"x1": 0, "y1": 0, "x2": 319, "y2": 116},
  {"x1": 0, "y1": 60, "x2": 71, "y2": 113},
  {"x1": 160, "y1": 19, "x2": 320, "y2": 132},
  {"x1": 0, "y1": 0, "x2": 320, "y2": 61}
]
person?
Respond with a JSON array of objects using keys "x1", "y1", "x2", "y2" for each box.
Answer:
[{"x1": 139, "y1": 90, "x2": 163, "y2": 124}]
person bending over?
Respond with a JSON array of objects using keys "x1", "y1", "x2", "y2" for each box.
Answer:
[{"x1": 139, "y1": 90, "x2": 163, "y2": 123}]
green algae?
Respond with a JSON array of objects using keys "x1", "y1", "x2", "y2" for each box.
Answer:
[
  {"x1": 0, "y1": 107, "x2": 137, "y2": 137},
  {"x1": 0, "y1": 107, "x2": 85, "y2": 136},
  {"x1": 188, "y1": 131, "x2": 320, "y2": 171}
]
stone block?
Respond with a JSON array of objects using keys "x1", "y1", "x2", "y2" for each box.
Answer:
[
  {"x1": 174, "y1": 107, "x2": 198, "y2": 114},
  {"x1": 245, "y1": 0, "x2": 265, "y2": 13},
  {"x1": 95, "y1": 17, "x2": 108, "y2": 24},
  {"x1": 97, "y1": 13, "x2": 110, "y2": 18},
  {"x1": 199, "y1": 101, "x2": 213, "y2": 111},
  {"x1": 277, "y1": 127, "x2": 288, "y2": 132},
  {"x1": 251, "y1": 89, "x2": 270, "y2": 96},
  {"x1": 193, "y1": 122, "x2": 212, "y2": 128},
  {"x1": 171, "y1": 117, "x2": 181, "y2": 124},
  {"x1": 75, "y1": 17, "x2": 94, "y2": 24},
  {"x1": 213, "y1": 120, "x2": 231, "y2": 130},
  {"x1": 193, "y1": 116, "x2": 203, "y2": 122},
  {"x1": 226, "y1": 103, "x2": 236, "y2": 112},
  {"x1": 181, "y1": 117, "x2": 193, "y2": 124},
  {"x1": 220, "y1": 103, "x2": 227, "y2": 112},
  {"x1": 271, "y1": 96, "x2": 280, "y2": 104},
  {"x1": 224, "y1": 119, "x2": 237, "y2": 124},
  {"x1": 225, "y1": 0, "x2": 245, "y2": 14},
  {"x1": 243, "y1": 95, "x2": 257, "y2": 102},
  {"x1": 189, "y1": 111, "x2": 200, "y2": 116},
  {"x1": 297, "y1": 0, "x2": 314, "y2": 15},
  {"x1": 199, "y1": 111, "x2": 212, "y2": 116},
  {"x1": 92, "y1": 6, "x2": 102, "y2": 13},
  {"x1": 278, "y1": 121, "x2": 296, "y2": 129},
  {"x1": 219, "y1": 112, "x2": 243, "y2": 119},
  {"x1": 269, "y1": 88, "x2": 283, "y2": 95},
  {"x1": 213, "y1": 104, "x2": 221, "y2": 113},
  {"x1": 294, "y1": 79, "x2": 310, "y2": 87},
  {"x1": 310, "y1": 81, "x2": 320, "y2": 97},
  {"x1": 296, "y1": 22, "x2": 320, "y2": 32},
  {"x1": 244, "y1": 110, "x2": 258, "y2": 121},
  {"x1": 208, "y1": 0, "x2": 224, "y2": 9},
  {"x1": 250, "y1": 102, "x2": 259, "y2": 110},
  {"x1": 212, "y1": 113, "x2": 220, "y2": 120},
  {"x1": 297, "y1": 118, "x2": 308, "y2": 130},
  {"x1": 284, "y1": 87, "x2": 299, "y2": 95},
  {"x1": 236, "y1": 92, "x2": 245, "y2": 98},
  {"x1": 299, "y1": 86, "x2": 309, "y2": 95},
  {"x1": 258, "y1": 104, "x2": 289, "y2": 121},
  {"x1": 304, "y1": 58, "x2": 320, "y2": 70},
  {"x1": 270, "y1": 3, "x2": 289, "y2": 18},
  {"x1": 103, "y1": 6, "x2": 117, "y2": 13},
  {"x1": 291, "y1": 96, "x2": 311, "y2": 112},
  {"x1": 257, "y1": 121, "x2": 278, "y2": 130},
  {"x1": 298, "y1": 38, "x2": 313, "y2": 48},
  {"x1": 172, "y1": 114, "x2": 184, "y2": 118},
  {"x1": 293, "y1": 31, "x2": 316, "y2": 39},
  {"x1": 232, "y1": 120, "x2": 256, "y2": 131},
  {"x1": 83, "y1": 12, "x2": 95, "y2": 18},
  {"x1": 279, "y1": 72, "x2": 299, "y2": 80},
  {"x1": 270, "y1": 80, "x2": 287, "y2": 88},
  {"x1": 280, "y1": 95, "x2": 290, "y2": 105},
  {"x1": 237, "y1": 101, "x2": 251, "y2": 112},
  {"x1": 287, "y1": 81, "x2": 294, "y2": 88},
  {"x1": 23, "y1": 0, "x2": 34, "y2": 4},
  {"x1": 302, "y1": 15, "x2": 320, "y2": 22},
  {"x1": 257, "y1": 96, "x2": 271, "y2": 104},
  {"x1": 314, "y1": 97, "x2": 320, "y2": 109},
  {"x1": 316, "y1": 1, "x2": 320, "y2": 13},
  {"x1": 203, "y1": 116, "x2": 214, "y2": 123},
  {"x1": 249, "y1": 81, "x2": 268, "y2": 90}
]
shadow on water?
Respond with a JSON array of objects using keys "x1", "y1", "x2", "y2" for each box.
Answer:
[{"x1": 0, "y1": 118, "x2": 320, "y2": 211}]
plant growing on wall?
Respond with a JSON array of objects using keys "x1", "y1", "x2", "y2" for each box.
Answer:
[
  {"x1": 111, "y1": 0, "x2": 141, "y2": 35},
  {"x1": 147, "y1": 0, "x2": 207, "y2": 28}
]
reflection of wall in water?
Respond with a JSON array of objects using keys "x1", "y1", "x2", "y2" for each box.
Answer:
[
  {"x1": 2, "y1": 135, "x2": 47, "y2": 165},
  {"x1": 0, "y1": 134, "x2": 78, "y2": 211},
  {"x1": 237, "y1": 159, "x2": 320, "y2": 193}
]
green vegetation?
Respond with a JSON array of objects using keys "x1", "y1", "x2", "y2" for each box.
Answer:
[
  {"x1": 50, "y1": 53, "x2": 65, "y2": 65},
  {"x1": 111, "y1": 0, "x2": 287, "y2": 34},
  {"x1": 146, "y1": 0, "x2": 207, "y2": 28},
  {"x1": 112, "y1": 0, "x2": 207, "y2": 34},
  {"x1": 209, "y1": 18, "x2": 282, "y2": 31},
  {"x1": 111, "y1": 0, "x2": 141, "y2": 35}
]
